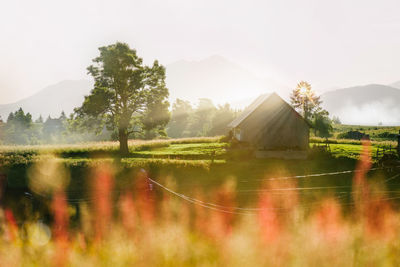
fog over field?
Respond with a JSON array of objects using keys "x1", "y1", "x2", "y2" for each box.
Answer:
[{"x1": 321, "y1": 84, "x2": 400, "y2": 125}]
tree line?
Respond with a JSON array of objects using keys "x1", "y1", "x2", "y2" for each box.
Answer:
[
  {"x1": 0, "y1": 98, "x2": 238, "y2": 145},
  {"x1": 0, "y1": 108, "x2": 110, "y2": 145},
  {"x1": 167, "y1": 99, "x2": 238, "y2": 138}
]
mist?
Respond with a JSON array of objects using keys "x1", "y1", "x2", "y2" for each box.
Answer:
[{"x1": 330, "y1": 99, "x2": 400, "y2": 126}]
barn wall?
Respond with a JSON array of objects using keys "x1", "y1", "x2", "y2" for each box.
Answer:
[{"x1": 239, "y1": 94, "x2": 309, "y2": 150}]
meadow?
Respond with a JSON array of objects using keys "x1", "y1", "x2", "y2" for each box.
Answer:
[{"x1": 1, "y1": 135, "x2": 400, "y2": 266}]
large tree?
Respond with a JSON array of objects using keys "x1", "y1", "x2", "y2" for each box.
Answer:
[{"x1": 74, "y1": 42, "x2": 169, "y2": 154}]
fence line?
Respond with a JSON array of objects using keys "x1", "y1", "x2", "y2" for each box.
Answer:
[
  {"x1": 148, "y1": 170, "x2": 400, "y2": 215},
  {"x1": 21, "y1": 166, "x2": 400, "y2": 212},
  {"x1": 236, "y1": 185, "x2": 352, "y2": 192},
  {"x1": 240, "y1": 166, "x2": 394, "y2": 183},
  {"x1": 148, "y1": 177, "x2": 255, "y2": 215},
  {"x1": 56, "y1": 172, "x2": 400, "y2": 205}
]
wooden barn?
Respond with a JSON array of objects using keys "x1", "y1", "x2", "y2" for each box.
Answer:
[{"x1": 228, "y1": 92, "x2": 310, "y2": 159}]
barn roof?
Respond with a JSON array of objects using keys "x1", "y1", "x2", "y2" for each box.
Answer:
[
  {"x1": 228, "y1": 93, "x2": 272, "y2": 128},
  {"x1": 228, "y1": 92, "x2": 311, "y2": 128}
]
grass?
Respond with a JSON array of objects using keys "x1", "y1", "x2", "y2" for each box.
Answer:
[
  {"x1": 310, "y1": 136, "x2": 397, "y2": 147},
  {"x1": 0, "y1": 137, "x2": 366, "y2": 210},
  {"x1": 0, "y1": 135, "x2": 398, "y2": 207},
  {"x1": 0, "y1": 136, "x2": 391, "y2": 193},
  {"x1": 1, "y1": 150, "x2": 400, "y2": 266},
  {"x1": 0, "y1": 137, "x2": 224, "y2": 164},
  {"x1": 0, "y1": 136, "x2": 223, "y2": 157},
  {"x1": 311, "y1": 143, "x2": 388, "y2": 160},
  {"x1": 130, "y1": 143, "x2": 227, "y2": 158},
  {"x1": 0, "y1": 137, "x2": 378, "y2": 167},
  {"x1": 1, "y1": 134, "x2": 400, "y2": 265},
  {"x1": 0, "y1": 139, "x2": 379, "y2": 213}
]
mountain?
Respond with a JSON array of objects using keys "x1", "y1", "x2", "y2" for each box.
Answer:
[
  {"x1": 0, "y1": 80, "x2": 92, "y2": 120},
  {"x1": 390, "y1": 80, "x2": 400, "y2": 89},
  {"x1": 2, "y1": 71, "x2": 400, "y2": 126},
  {"x1": 166, "y1": 55, "x2": 281, "y2": 108},
  {"x1": 0, "y1": 55, "x2": 282, "y2": 120},
  {"x1": 321, "y1": 84, "x2": 400, "y2": 125}
]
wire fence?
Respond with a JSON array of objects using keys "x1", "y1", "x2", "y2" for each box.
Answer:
[
  {"x1": 240, "y1": 166, "x2": 395, "y2": 183},
  {"x1": 148, "y1": 169, "x2": 400, "y2": 215},
  {"x1": 14, "y1": 165, "x2": 400, "y2": 214}
]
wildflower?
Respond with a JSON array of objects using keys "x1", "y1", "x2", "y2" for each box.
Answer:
[
  {"x1": 365, "y1": 197, "x2": 397, "y2": 241},
  {"x1": 51, "y1": 189, "x2": 69, "y2": 267},
  {"x1": 93, "y1": 164, "x2": 114, "y2": 241},
  {"x1": 353, "y1": 139, "x2": 372, "y2": 218},
  {"x1": 52, "y1": 190, "x2": 69, "y2": 242},
  {"x1": 119, "y1": 191, "x2": 136, "y2": 235},
  {"x1": 208, "y1": 180, "x2": 236, "y2": 240},
  {"x1": 4, "y1": 209, "x2": 18, "y2": 242},
  {"x1": 258, "y1": 192, "x2": 280, "y2": 243},
  {"x1": 312, "y1": 198, "x2": 345, "y2": 243},
  {"x1": 135, "y1": 169, "x2": 155, "y2": 225}
]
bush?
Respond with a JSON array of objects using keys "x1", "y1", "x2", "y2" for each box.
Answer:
[{"x1": 375, "y1": 131, "x2": 397, "y2": 140}]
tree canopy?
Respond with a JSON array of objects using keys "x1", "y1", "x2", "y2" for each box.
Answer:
[
  {"x1": 290, "y1": 81, "x2": 322, "y2": 122},
  {"x1": 74, "y1": 42, "x2": 169, "y2": 154},
  {"x1": 290, "y1": 81, "x2": 332, "y2": 138},
  {"x1": 166, "y1": 98, "x2": 237, "y2": 138},
  {"x1": 4, "y1": 108, "x2": 33, "y2": 144}
]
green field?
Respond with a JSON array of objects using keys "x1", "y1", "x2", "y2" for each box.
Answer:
[
  {"x1": 313, "y1": 142, "x2": 391, "y2": 160},
  {"x1": 1, "y1": 136, "x2": 399, "y2": 211},
  {"x1": 0, "y1": 134, "x2": 396, "y2": 163},
  {"x1": 332, "y1": 124, "x2": 400, "y2": 141}
]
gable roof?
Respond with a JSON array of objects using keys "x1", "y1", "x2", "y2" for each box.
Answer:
[
  {"x1": 228, "y1": 93, "x2": 272, "y2": 128},
  {"x1": 228, "y1": 92, "x2": 311, "y2": 128}
]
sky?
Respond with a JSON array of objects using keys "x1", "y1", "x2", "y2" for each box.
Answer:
[{"x1": 1, "y1": 0, "x2": 400, "y2": 104}]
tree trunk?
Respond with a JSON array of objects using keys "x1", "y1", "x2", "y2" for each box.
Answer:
[{"x1": 119, "y1": 128, "x2": 129, "y2": 155}]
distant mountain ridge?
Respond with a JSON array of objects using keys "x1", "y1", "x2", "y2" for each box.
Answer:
[
  {"x1": 1, "y1": 57, "x2": 400, "y2": 125},
  {"x1": 0, "y1": 80, "x2": 92, "y2": 120},
  {"x1": 166, "y1": 55, "x2": 280, "y2": 108},
  {"x1": 389, "y1": 80, "x2": 400, "y2": 89},
  {"x1": 321, "y1": 84, "x2": 400, "y2": 125},
  {"x1": 0, "y1": 55, "x2": 279, "y2": 119}
]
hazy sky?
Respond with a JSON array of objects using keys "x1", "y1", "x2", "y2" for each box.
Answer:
[{"x1": 1, "y1": 0, "x2": 400, "y2": 104}]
